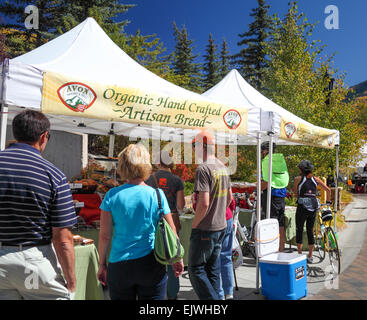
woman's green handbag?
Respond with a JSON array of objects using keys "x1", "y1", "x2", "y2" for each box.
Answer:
[{"x1": 154, "y1": 189, "x2": 184, "y2": 265}]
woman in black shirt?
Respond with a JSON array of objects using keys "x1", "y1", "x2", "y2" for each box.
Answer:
[{"x1": 293, "y1": 160, "x2": 331, "y2": 263}]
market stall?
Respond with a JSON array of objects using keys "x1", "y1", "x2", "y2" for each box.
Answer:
[{"x1": 0, "y1": 17, "x2": 340, "y2": 299}]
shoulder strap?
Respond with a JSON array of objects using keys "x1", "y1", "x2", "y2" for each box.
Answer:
[
  {"x1": 152, "y1": 173, "x2": 159, "y2": 188},
  {"x1": 155, "y1": 188, "x2": 163, "y2": 219},
  {"x1": 297, "y1": 176, "x2": 306, "y2": 197}
]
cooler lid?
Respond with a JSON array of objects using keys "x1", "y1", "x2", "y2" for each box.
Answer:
[{"x1": 255, "y1": 218, "x2": 280, "y2": 258}]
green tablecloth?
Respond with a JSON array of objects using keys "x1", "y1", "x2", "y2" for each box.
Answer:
[
  {"x1": 78, "y1": 228, "x2": 112, "y2": 261},
  {"x1": 238, "y1": 206, "x2": 309, "y2": 250},
  {"x1": 74, "y1": 244, "x2": 104, "y2": 300}
]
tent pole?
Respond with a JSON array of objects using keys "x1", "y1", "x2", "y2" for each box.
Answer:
[
  {"x1": 255, "y1": 132, "x2": 262, "y2": 294},
  {"x1": 0, "y1": 104, "x2": 8, "y2": 151},
  {"x1": 108, "y1": 123, "x2": 115, "y2": 158},
  {"x1": 108, "y1": 134, "x2": 115, "y2": 158},
  {"x1": 266, "y1": 133, "x2": 274, "y2": 219},
  {"x1": 334, "y1": 144, "x2": 339, "y2": 230},
  {"x1": 0, "y1": 61, "x2": 8, "y2": 151}
]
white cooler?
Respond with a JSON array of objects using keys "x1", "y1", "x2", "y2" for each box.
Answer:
[{"x1": 256, "y1": 219, "x2": 308, "y2": 300}]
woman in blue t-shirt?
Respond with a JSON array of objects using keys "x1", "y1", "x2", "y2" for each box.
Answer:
[{"x1": 97, "y1": 144, "x2": 184, "y2": 300}]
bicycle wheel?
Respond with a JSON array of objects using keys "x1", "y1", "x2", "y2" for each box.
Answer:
[
  {"x1": 314, "y1": 222, "x2": 326, "y2": 261},
  {"x1": 325, "y1": 227, "x2": 341, "y2": 274}
]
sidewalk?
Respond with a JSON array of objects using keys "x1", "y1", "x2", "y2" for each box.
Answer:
[
  {"x1": 308, "y1": 229, "x2": 367, "y2": 300},
  {"x1": 308, "y1": 195, "x2": 367, "y2": 300},
  {"x1": 177, "y1": 194, "x2": 367, "y2": 300}
]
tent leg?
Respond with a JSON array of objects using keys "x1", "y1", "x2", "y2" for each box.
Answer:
[
  {"x1": 255, "y1": 132, "x2": 262, "y2": 294},
  {"x1": 0, "y1": 104, "x2": 8, "y2": 151},
  {"x1": 266, "y1": 133, "x2": 274, "y2": 219},
  {"x1": 334, "y1": 144, "x2": 339, "y2": 231},
  {"x1": 108, "y1": 134, "x2": 115, "y2": 158}
]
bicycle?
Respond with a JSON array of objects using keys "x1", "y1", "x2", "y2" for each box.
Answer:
[
  {"x1": 313, "y1": 203, "x2": 341, "y2": 274},
  {"x1": 232, "y1": 192, "x2": 257, "y2": 260}
]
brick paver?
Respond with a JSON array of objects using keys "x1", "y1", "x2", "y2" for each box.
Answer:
[{"x1": 308, "y1": 224, "x2": 367, "y2": 300}]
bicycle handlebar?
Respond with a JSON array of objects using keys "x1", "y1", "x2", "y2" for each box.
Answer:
[{"x1": 233, "y1": 192, "x2": 256, "y2": 208}]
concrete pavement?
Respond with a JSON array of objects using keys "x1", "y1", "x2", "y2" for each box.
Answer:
[{"x1": 177, "y1": 194, "x2": 367, "y2": 300}]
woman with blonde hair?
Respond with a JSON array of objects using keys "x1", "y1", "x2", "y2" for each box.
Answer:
[{"x1": 97, "y1": 143, "x2": 184, "y2": 300}]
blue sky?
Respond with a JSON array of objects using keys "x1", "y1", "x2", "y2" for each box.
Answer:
[{"x1": 123, "y1": 0, "x2": 367, "y2": 87}]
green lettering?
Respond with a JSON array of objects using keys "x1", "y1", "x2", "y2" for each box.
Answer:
[{"x1": 104, "y1": 88, "x2": 115, "y2": 99}]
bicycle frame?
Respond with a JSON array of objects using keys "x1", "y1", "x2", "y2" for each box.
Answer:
[
  {"x1": 314, "y1": 204, "x2": 341, "y2": 274},
  {"x1": 232, "y1": 192, "x2": 257, "y2": 259}
]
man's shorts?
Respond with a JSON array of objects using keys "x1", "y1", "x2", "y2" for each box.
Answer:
[{"x1": 261, "y1": 191, "x2": 286, "y2": 227}]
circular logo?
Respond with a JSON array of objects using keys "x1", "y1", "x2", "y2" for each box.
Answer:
[
  {"x1": 57, "y1": 82, "x2": 97, "y2": 112},
  {"x1": 223, "y1": 109, "x2": 242, "y2": 130},
  {"x1": 284, "y1": 122, "x2": 296, "y2": 138}
]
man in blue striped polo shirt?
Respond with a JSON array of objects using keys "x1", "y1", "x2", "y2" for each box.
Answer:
[{"x1": 0, "y1": 110, "x2": 77, "y2": 300}]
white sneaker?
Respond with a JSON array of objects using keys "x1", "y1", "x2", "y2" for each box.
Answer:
[{"x1": 225, "y1": 294, "x2": 234, "y2": 300}]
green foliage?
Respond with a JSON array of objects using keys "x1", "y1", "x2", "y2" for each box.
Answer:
[
  {"x1": 202, "y1": 33, "x2": 221, "y2": 90},
  {"x1": 183, "y1": 182, "x2": 194, "y2": 197},
  {"x1": 233, "y1": 0, "x2": 272, "y2": 90},
  {"x1": 231, "y1": 146, "x2": 257, "y2": 182},
  {"x1": 219, "y1": 39, "x2": 231, "y2": 79},
  {"x1": 57, "y1": 0, "x2": 135, "y2": 34},
  {"x1": 0, "y1": 32, "x2": 10, "y2": 62},
  {"x1": 0, "y1": 0, "x2": 67, "y2": 57},
  {"x1": 285, "y1": 196, "x2": 297, "y2": 207},
  {"x1": 172, "y1": 22, "x2": 202, "y2": 92},
  {"x1": 263, "y1": 1, "x2": 367, "y2": 178},
  {"x1": 355, "y1": 100, "x2": 367, "y2": 133}
]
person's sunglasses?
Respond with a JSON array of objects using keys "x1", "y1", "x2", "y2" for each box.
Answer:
[{"x1": 46, "y1": 132, "x2": 51, "y2": 141}]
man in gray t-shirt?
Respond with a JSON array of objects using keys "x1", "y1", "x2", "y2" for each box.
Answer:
[
  {"x1": 194, "y1": 158, "x2": 230, "y2": 231},
  {"x1": 188, "y1": 131, "x2": 232, "y2": 300}
]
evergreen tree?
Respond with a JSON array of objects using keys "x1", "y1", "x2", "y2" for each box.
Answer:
[
  {"x1": 57, "y1": 0, "x2": 135, "y2": 35},
  {"x1": 172, "y1": 22, "x2": 201, "y2": 92},
  {"x1": 234, "y1": 0, "x2": 272, "y2": 89},
  {"x1": 122, "y1": 30, "x2": 172, "y2": 78},
  {"x1": 0, "y1": 0, "x2": 67, "y2": 57},
  {"x1": 202, "y1": 33, "x2": 220, "y2": 90},
  {"x1": 219, "y1": 39, "x2": 230, "y2": 79}
]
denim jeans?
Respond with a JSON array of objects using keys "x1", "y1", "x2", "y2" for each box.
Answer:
[
  {"x1": 188, "y1": 228, "x2": 226, "y2": 300},
  {"x1": 166, "y1": 265, "x2": 179, "y2": 299},
  {"x1": 107, "y1": 251, "x2": 167, "y2": 300},
  {"x1": 218, "y1": 218, "x2": 234, "y2": 299}
]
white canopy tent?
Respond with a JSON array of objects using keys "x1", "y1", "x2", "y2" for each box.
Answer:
[
  {"x1": 0, "y1": 18, "x2": 266, "y2": 151},
  {"x1": 203, "y1": 69, "x2": 341, "y2": 292},
  {"x1": 203, "y1": 69, "x2": 340, "y2": 147}
]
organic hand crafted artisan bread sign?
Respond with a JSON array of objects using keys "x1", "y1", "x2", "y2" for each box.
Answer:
[
  {"x1": 41, "y1": 71, "x2": 248, "y2": 134},
  {"x1": 279, "y1": 118, "x2": 336, "y2": 149}
]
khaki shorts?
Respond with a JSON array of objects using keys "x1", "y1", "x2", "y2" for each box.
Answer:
[{"x1": 0, "y1": 243, "x2": 70, "y2": 300}]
